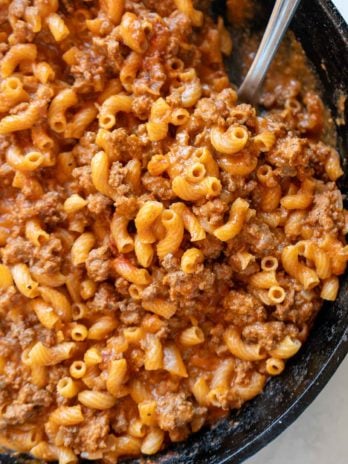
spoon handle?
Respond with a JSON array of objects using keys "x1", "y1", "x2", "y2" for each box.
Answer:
[{"x1": 238, "y1": 0, "x2": 301, "y2": 104}]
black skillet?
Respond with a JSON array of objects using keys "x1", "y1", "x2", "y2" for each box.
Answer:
[{"x1": 0, "y1": 0, "x2": 347, "y2": 463}]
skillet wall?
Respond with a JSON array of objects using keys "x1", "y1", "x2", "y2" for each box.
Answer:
[{"x1": 0, "y1": 1, "x2": 347, "y2": 464}]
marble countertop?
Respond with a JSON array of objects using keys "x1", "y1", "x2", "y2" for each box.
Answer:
[{"x1": 248, "y1": 2, "x2": 348, "y2": 463}]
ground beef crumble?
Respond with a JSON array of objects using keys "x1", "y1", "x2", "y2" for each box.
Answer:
[
  {"x1": 86, "y1": 246, "x2": 112, "y2": 282},
  {"x1": 87, "y1": 283, "x2": 120, "y2": 312},
  {"x1": 0, "y1": 384, "x2": 52, "y2": 429},
  {"x1": 156, "y1": 393, "x2": 194, "y2": 431},
  {"x1": 223, "y1": 290, "x2": 267, "y2": 326}
]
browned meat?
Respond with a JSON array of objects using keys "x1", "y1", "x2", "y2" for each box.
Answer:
[
  {"x1": 193, "y1": 199, "x2": 229, "y2": 228},
  {"x1": 87, "y1": 283, "x2": 119, "y2": 312},
  {"x1": 141, "y1": 173, "x2": 176, "y2": 201},
  {"x1": 72, "y1": 132, "x2": 98, "y2": 165},
  {"x1": 71, "y1": 45, "x2": 107, "y2": 93},
  {"x1": 132, "y1": 94, "x2": 155, "y2": 120},
  {"x1": 267, "y1": 136, "x2": 308, "y2": 171},
  {"x1": 273, "y1": 288, "x2": 322, "y2": 326},
  {"x1": 239, "y1": 220, "x2": 278, "y2": 256},
  {"x1": 108, "y1": 161, "x2": 130, "y2": 194},
  {"x1": 57, "y1": 411, "x2": 110, "y2": 453},
  {"x1": 298, "y1": 92, "x2": 324, "y2": 135},
  {"x1": 8, "y1": 19, "x2": 34, "y2": 44},
  {"x1": 8, "y1": 0, "x2": 27, "y2": 17},
  {"x1": 0, "y1": 286, "x2": 23, "y2": 312},
  {"x1": 223, "y1": 290, "x2": 266, "y2": 326},
  {"x1": 73, "y1": 166, "x2": 95, "y2": 193},
  {"x1": 0, "y1": 384, "x2": 52, "y2": 429},
  {"x1": 118, "y1": 300, "x2": 143, "y2": 325},
  {"x1": 305, "y1": 188, "x2": 345, "y2": 237},
  {"x1": 164, "y1": 268, "x2": 216, "y2": 303},
  {"x1": 196, "y1": 235, "x2": 224, "y2": 259},
  {"x1": 111, "y1": 407, "x2": 128, "y2": 434},
  {"x1": 32, "y1": 237, "x2": 63, "y2": 274},
  {"x1": 0, "y1": 403, "x2": 39, "y2": 428},
  {"x1": 142, "y1": 281, "x2": 168, "y2": 300},
  {"x1": 77, "y1": 411, "x2": 110, "y2": 453},
  {"x1": 1, "y1": 236, "x2": 32, "y2": 265},
  {"x1": 242, "y1": 321, "x2": 299, "y2": 350},
  {"x1": 114, "y1": 195, "x2": 139, "y2": 218},
  {"x1": 156, "y1": 393, "x2": 194, "y2": 431},
  {"x1": 87, "y1": 193, "x2": 113, "y2": 215},
  {"x1": 35, "y1": 192, "x2": 66, "y2": 225},
  {"x1": 86, "y1": 246, "x2": 112, "y2": 282}
]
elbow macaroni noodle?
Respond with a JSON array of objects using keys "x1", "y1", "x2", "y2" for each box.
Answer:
[{"x1": 0, "y1": 0, "x2": 346, "y2": 462}]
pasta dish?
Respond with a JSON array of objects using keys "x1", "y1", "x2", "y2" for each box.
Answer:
[{"x1": 0, "y1": 0, "x2": 347, "y2": 462}]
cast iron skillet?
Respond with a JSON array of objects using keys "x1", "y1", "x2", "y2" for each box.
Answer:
[{"x1": 0, "y1": 1, "x2": 347, "y2": 463}]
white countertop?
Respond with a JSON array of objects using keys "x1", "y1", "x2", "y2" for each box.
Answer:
[
  {"x1": 247, "y1": 357, "x2": 348, "y2": 464},
  {"x1": 332, "y1": 0, "x2": 348, "y2": 21},
  {"x1": 248, "y1": 3, "x2": 348, "y2": 463}
]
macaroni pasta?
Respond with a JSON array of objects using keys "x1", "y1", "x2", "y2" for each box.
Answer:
[{"x1": 0, "y1": 0, "x2": 346, "y2": 462}]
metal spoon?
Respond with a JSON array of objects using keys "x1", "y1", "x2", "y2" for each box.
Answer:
[{"x1": 238, "y1": 0, "x2": 302, "y2": 105}]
